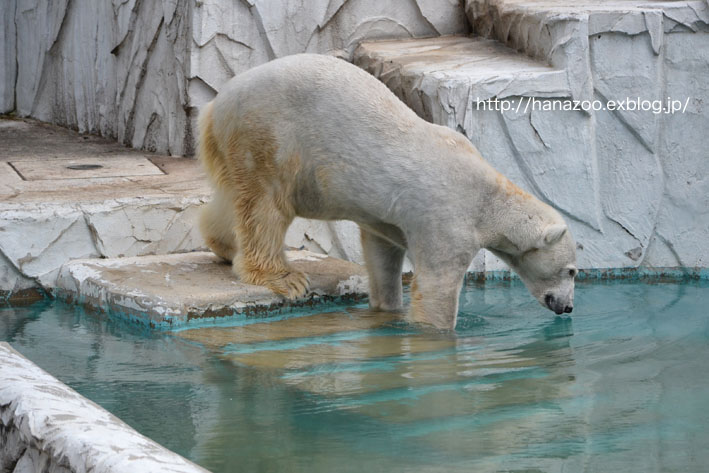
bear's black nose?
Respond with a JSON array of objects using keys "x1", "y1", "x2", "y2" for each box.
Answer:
[{"x1": 564, "y1": 305, "x2": 573, "y2": 313}]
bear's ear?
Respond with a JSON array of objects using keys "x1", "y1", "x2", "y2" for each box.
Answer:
[{"x1": 540, "y1": 224, "x2": 567, "y2": 247}]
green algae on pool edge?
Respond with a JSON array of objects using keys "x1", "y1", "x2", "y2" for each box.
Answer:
[{"x1": 2, "y1": 280, "x2": 709, "y2": 473}]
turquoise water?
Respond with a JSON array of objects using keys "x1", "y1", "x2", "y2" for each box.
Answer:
[{"x1": 2, "y1": 280, "x2": 709, "y2": 472}]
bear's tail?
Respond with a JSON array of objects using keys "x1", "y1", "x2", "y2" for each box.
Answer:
[{"x1": 197, "y1": 101, "x2": 227, "y2": 188}]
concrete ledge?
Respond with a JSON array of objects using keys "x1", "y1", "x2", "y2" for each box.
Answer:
[
  {"x1": 466, "y1": 266, "x2": 709, "y2": 282},
  {"x1": 56, "y1": 251, "x2": 369, "y2": 329},
  {"x1": 0, "y1": 342, "x2": 208, "y2": 473}
]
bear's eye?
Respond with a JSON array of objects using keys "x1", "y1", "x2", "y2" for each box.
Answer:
[{"x1": 568, "y1": 269, "x2": 576, "y2": 277}]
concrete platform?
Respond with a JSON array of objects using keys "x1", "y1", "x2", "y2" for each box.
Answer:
[
  {"x1": 0, "y1": 118, "x2": 211, "y2": 303},
  {"x1": 0, "y1": 118, "x2": 209, "y2": 203},
  {"x1": 56, "y1": 250, "x2": 368, "y2": 328}
]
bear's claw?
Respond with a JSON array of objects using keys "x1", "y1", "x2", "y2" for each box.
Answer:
[{"x1": 267, "y1": 271, "x2": 310, "y2": 300}]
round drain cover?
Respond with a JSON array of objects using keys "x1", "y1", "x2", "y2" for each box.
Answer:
[{"x1": 66, "y1": 164, "x2": 104, "y2": 170}]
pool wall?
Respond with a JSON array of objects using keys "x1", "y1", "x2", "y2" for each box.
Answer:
[{"x1": 0, "y1": 342, "x2": 209, "y2": 473}]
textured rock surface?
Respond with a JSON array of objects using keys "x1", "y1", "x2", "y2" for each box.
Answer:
[
  {"x1": 3, "y1": 0, "x2": 193, "y2": 155},
  {"x1": 0, "y1": 2, "x2": 15, "y2": 113},
  {"x1": 55, "y1": 251, "x2": 368, "y2": 328},
  {"x1": 357, "y1": 1, "x2": 709, "y2": 271},
  {"x1": 1, "y1": 0, "x2": 468, "y2": 155},
  {"x1": 0, "y1": 342, "x2": 209, "y2": 473}
]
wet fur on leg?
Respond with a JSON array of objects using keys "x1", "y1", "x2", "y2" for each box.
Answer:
[{"x1": 197, "y1": 102, "x2": 309, "y2": 298}]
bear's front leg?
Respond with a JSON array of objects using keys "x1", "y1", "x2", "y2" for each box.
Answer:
[
  {"x1": 360, "y1": 227, "x2": 405, "y2": 312},
  {"x1": 407, "y1": 246, "x2": 473, "y2": 330}
]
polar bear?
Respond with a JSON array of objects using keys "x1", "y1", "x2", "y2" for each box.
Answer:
[{"x1": 197, "y1": 53, "x2": 577, "y2": 330}]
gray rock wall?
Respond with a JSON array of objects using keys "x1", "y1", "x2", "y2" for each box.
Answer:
[
  {"x1": 3, "y1": 0, "x2": 193, "y2": 155},
  {"x1": 2, "y1": 0, "x2": 468, "y2": 156},
  {"x1": 464, "y1": 1, "x2": 709, "y2": 270},
  {"x1": 3, "y1": 1, "x2": 706, "y2": 274}
]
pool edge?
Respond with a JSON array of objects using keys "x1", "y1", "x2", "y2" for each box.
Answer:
[{"x1": 0, "y1": 342, "x2": 211, "y2": 473}]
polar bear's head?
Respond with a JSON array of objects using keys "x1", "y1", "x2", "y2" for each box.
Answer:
[{"x1": 490, "y1": 224, "x2": 577, "y2": 315}]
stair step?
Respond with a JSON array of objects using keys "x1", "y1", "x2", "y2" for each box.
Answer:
[
  {"x1": 175, "y1": 305, "x2": 574, "y2": 426},
  {"x1": 355, "y1": 35, "x2": 570, "y2": 116},
  {"x1": 281, "y1": 347, "x2": 536, "y2": 397},
  {"x1": 465, "y1": 0, "x2": 709, "y2": 100},
  {"x1": 55, "y1": 250, "x2": 368, "y2": 328}
]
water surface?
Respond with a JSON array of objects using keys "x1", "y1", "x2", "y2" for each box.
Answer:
[{"x1": 2, "y1": 280, "x2": 708, "y2": 472}]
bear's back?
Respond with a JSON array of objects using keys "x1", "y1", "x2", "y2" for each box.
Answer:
[
  {"x1": 206, "y1": 53, "x2": 487, "y2": 226},
  {"x1": 213, "y1": 54, "x2": 424, "y2": 143}
]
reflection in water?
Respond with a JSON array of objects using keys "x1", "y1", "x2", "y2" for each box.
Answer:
[{"x1": 2, "y1": 280, "x2": 709, "y2": 472}]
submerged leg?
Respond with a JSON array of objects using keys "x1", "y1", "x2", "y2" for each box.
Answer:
[
  {"x1": 361, "y1": 227, "x2": 406, "y2": 311},
  {"x1": 408, "y1": 241, "x2": 473, "y2": 330}
]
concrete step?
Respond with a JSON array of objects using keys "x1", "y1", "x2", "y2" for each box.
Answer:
[
  {"x1": 355, "y1": 35, "x2": 570, "y2": 126},
  {"x1": 55, "y1": 250, "x2": 368, "y2": 329},
  {"x1": 224, "y1": 332, "x2": 456, "y2": 371},
  {"x1": 176, "y1": 308, "x2": 401, "y2": 349},
  {"x1": 465, "y1": 0, "x2": 709, "y2": 101}
]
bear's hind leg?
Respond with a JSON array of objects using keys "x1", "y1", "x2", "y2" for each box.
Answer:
[
  {"x1": 232, "y1": 193, "x2": 309, "y2": 299},
  {"x1": 361, "y1": 228, "x2": 405, "y2": 311},
  {"x1": 200, "y1": 188, "x2": 238, "y2": 262}
]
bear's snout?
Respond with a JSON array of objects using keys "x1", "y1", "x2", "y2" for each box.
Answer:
[{"x1": 545, "y1": 293, "x2": 572, "y2": 315}]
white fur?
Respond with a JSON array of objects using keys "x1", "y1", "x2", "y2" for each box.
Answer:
[{"x1": 202, "y1": 54, "x2": 578, "y2": 329}]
